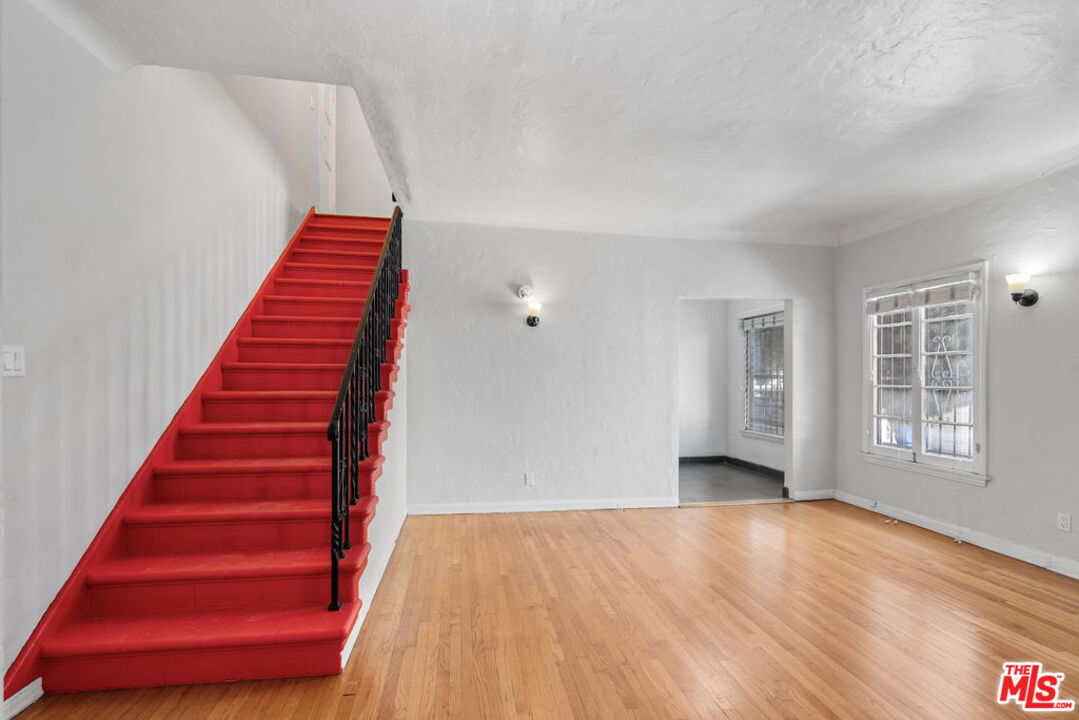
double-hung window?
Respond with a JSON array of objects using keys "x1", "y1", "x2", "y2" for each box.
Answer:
[
  {"x1": 863, "y1": 265, "x2": 987, "y2": 484},
  {"x1": 742, "y1": 311, "x2": 784, "y2": 437}
]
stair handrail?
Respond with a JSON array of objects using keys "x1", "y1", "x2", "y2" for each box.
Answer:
[{"x1": 326, "y1": 206, "x2": 403, "y2": 610}]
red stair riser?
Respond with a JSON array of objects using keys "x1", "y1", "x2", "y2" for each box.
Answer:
[
  {"x1": 123, "y1": 511, "x2": 372, "y2": 555},
  {"x1": 202, "y1": 395, "x2": 336, "y2": 423},
  {"x1": 376, "y1": 394, "x2": 394, "y2": 422},
  {"x1": 290, "y1": 249, "x2": 379, "y2": 267},
  {"x1": 367, "y1": 425, "x2": 390, "y2": 458},
  {"x1": 386, "y1": 340, "x2": 402, "y2": 365},
  {"x1": 356, "y1": 461, "x2": 383, "y2": 497},
  {"x1": 155, "y1": 469, "x2": 328, "y2": 502},
  {"x1": 87, "y1": 569, "x2": 361, "y2": 617},
  {"x1": 262, "y1": 296, "x2": 363, "y2": 318},
  {"x1": 307, "y1": 217, "x2": 388, "y2": 231},
  {"x1": 250, "y1": 316, "x2": 357, "y2": 340},
  {"x1": 297, "y1": 236, "x2": 383, "y2": 251},
  {"x1": 236, "y1": 340, "x2": 351, "y2": 364},
  {"x1": 381, "y1": 364, "x2": 400, "y2": 388},
  {"x1": 178, "y1": 428, "x2": 325, "y2": 459},
  {"x1": 273, "y1": 277, "x2": 370, "y2": 298},
  {"x1": 221, "y1": 366, "x2": 345, "y2": 391},
  {"x1": 281, "y1": 263, "x2": 374, "y2": 281},
  {"x1": 42, "y1": 642, "x2": 345, "y2": 694}
]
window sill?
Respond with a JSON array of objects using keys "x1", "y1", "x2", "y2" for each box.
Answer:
[
  {"x1": 860, "y1": 452, "x2": 988, "y2": 487},
  {"x1": 741, "y1": 430, "x2": 785, "y2": 444}
]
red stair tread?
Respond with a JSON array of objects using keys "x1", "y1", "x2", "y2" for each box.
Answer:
[
  {"x1": 292, "y1": 248, "x2": 379, "y2": 260},
  {"x1": 250, "y1": 314, "x2": 358, "y2": 323},
  {"x1": 313, "y1": 213, "x2": 390, "y2": 221},
  {"x1": 155, "y1": 457, "x2": 332, "y2": 475},
  {"x1": 263, "y1": 294, "x2": 364, "y2": 304},
  {"x1": 125, "y1": 496, "x2": 376, "y2": 524},
  {"x1": 202, "y1": 390, "x2": 337, "y2": 400},
  {"x1": 43, "y1": 603, "x2": 361, "y2": 658},
  {"x1": 178, "y1": 421, "x2": 326, "y2": 435},
  {"x1": 299, "y1": 237, "x2": 384, "y2": 249},
  {"x1": 236, "y1": 337, "x2": 353, "y2": 347},
  {"x1": 221, "y1": 362, "x2": 346, "y2": 371},
  {"x1": 282, "y1": 262, "x2": 375, "y2": 272},
  {"x1": 88, "y1": 543, "x2": 371, "y2": 585}
]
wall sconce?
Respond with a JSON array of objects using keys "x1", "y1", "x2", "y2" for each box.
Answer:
[
  {"x1": 1005, "y1": 273, "x2": 1039, "y2": 307},
  {"x1": 518, "y1": 285, "x2": 541, "y2": 327},
  {"x1": 527, "y1": 302, "x2": 542, "y2": 327}
]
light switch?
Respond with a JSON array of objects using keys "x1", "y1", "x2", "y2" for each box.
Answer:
[{"x1": 2, "y1": 346, "x2": 25, "y2": 376}]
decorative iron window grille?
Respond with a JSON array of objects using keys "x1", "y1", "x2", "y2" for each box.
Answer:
[{"x1": 741, "y1": 311, "x2": 784, "y2": 436}]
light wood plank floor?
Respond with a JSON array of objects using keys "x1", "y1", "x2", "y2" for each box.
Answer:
[{"x1": 20, "y1": 501, "x2": 1079, "y2": 719}]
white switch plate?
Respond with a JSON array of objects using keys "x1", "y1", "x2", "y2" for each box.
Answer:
[
  {"x1": 2, "y1": 346, "x2": 25, "y2": 376},
  {"x1": 1058, "y1": 512, "x2": 1072, "y2": 533},
  {"x1": 524, "y1": 472, "x2": 535, "y2": 487}
]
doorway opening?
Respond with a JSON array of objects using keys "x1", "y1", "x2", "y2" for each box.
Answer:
[{"x1": 676, "y1": 298, "x2": 790, "y2": 506}]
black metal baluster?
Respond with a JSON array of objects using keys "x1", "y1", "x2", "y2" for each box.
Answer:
[
  {"x1": 326, "y1": 208, "x2": 403, "y2": 611},
  {"x1": 329, "y1": 425, "x2": 342, "y2": 611}
]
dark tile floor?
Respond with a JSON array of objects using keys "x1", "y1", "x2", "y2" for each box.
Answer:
[{"x1": 678, "y1": 461, "x2": 785, "y2": 503}]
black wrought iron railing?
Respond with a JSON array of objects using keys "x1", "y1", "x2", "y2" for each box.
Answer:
[{"x1": 326, "y1": 207, "x2": 403, "y2": 611}]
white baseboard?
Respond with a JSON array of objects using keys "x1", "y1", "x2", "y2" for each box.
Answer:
[
  {"x1": 340, "y1": 503, "x2": 408, "y2": 669},
  {"x1": 834, "y1": 490, "x2": 1079, "y2": 582},
  {"x1": 3, "y1": 679, "x2": 43, "y2": 719},
  {"x1": 408, "y1": 496, "x2": 679, "y2": 516},
  {"x1": 789, "y1": 489, "x2": 836, "y2": 501}
]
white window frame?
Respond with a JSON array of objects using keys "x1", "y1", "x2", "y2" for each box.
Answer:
[{"x1": 861, "y1": 262, "x2": 989, "y2": 486}]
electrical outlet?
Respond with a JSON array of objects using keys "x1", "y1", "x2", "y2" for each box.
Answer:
[
  {"x1": 524, "y1": 472, "x2": 535, "y2": 487},
  {"x1": 2, "y1": 346, "x2": 25, "y2": 376},
  {"x1": 1058, "y1": 512, "x2": 1072, "y2": 533}
]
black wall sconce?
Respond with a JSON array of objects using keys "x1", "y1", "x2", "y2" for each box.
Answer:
[
  {"x1": 1006, "y1": 274, "x2": 1039, "y2": 307},
  {"x1": 518, "y1": 285, "x2": 542, "y2": 327}
]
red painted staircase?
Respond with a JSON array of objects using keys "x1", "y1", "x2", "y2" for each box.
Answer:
[{"x1": 4, "y1": 209, "x2": 410, "y2": 696}]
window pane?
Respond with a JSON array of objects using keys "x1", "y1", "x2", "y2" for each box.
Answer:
[
  {"x1": 922, "y1": 302, "x2": 975, "y2": 461},
  {"x1": 876, "y1": 418, "x2": 913, "y2": 449},
  {"x1": 923, "y1": 389, "x2": 973, "y2": 425},
  {"x1": 871, "y1": 310, "x2": 914, "y2": 451},
  {"x1": 877, "y1": 356, "x2": 913, "y2": 385},
  {"x1": 745, "y1": 323, "x2": 784, "y2": 435},
  {"x1": 924, "y1": 423, "x2": 973, "y2": 459},
  {"x1": 924, "y1": 302, "x2": 972, "y2": 353},
  {"x1": 876, "y1": 388, "x2": 912, "y2": 418}
]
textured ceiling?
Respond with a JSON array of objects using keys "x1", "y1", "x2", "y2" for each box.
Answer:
[{"x1": 40, "y1": 0, "x2": 1079, "y2": 244}]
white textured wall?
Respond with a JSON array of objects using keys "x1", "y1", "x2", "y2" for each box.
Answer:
[
  {"x1": 725, "y1": 299, "x2": 787, "y2": 471},
  {"x1": 0, "y1": 0, "x2": 323, "y2": 674},
  {"x1": 835, "y1": 163, "x2": 1079, "y2": 567},
  {"x1": 404, "y1": 221, "x2": 835, "y2": 510},
  {"x1": 335, "y1": 86, "x2": 394, "y2": 219},
  {"x1": 676, "y1": 300, "x2": 728, "y2": 458}
]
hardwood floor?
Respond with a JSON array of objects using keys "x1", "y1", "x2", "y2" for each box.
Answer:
[{"x1": 19, "y1": 501, "x2": 1079, "y2": 719}]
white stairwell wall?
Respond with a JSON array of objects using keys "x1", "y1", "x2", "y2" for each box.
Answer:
[
  {"x1": 342, "y1": 346, "x2": 407, "y2": 666},
  {"x1": 0, "y1": 0, "x2": 396, "y2": 706}
]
